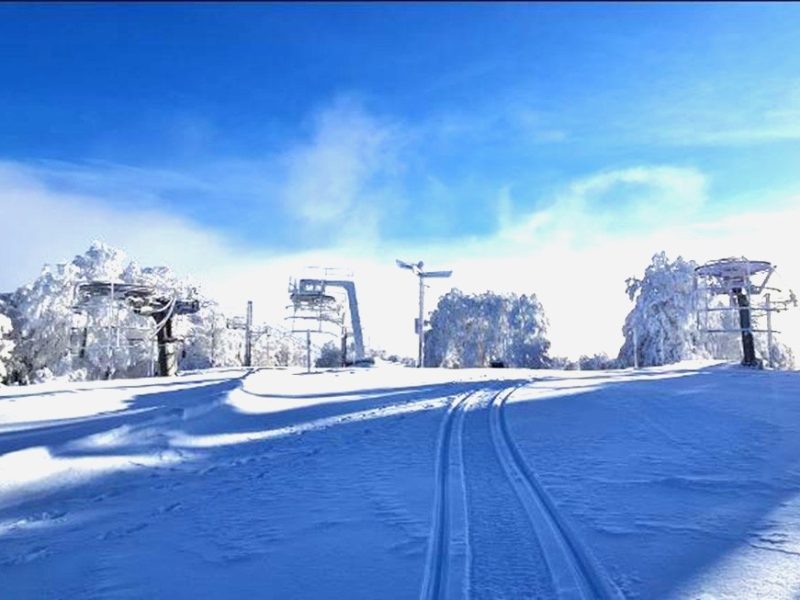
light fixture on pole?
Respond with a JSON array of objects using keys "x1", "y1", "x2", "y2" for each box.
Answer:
[{"x1": 396, "y1": 259, "x2": 452, "y2": 368}]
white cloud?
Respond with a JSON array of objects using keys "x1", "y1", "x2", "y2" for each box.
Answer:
[
  {"x1": 633, "y1": 79, "x2": 800, "y2": 147},
  {"x1": 0, "y1": 161, "x2": 243, "y2": 293},
  {"x1": 498, "y1": 165, "x2": 708, "y2": 247},
  {"x1": 279, "y1": 98, "x2": 404, "y2": 237}
]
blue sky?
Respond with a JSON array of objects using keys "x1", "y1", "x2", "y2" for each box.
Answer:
[{"x1": 2, "y1": 3, "x2": 800, "y2": 356}]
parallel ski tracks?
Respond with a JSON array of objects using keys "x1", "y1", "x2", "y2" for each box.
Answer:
[{"x1": 420, "y1": 385, "x2": 620, "y2": 600}]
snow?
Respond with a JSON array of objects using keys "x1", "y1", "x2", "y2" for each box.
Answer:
[{"x1": 1, "y1": 362, "x2": 800, "y2": 598}]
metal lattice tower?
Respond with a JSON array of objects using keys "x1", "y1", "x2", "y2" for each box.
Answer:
[
  {"x1": 695, "y1": 258, "x2": 797, "y2": 368},
  {"x1": 287, "y1": 267, "x2": 367, "y2": 370},
  {"x1": 72, "y1": 281, "x2": 200, "y2": 377}
]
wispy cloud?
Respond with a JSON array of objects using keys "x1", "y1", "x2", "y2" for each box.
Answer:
[
  {"x1": 5, "y1": 159, "x2": 213, "y2": 207},
  {"x1": 7, "y1": 99, "x2": 415, "y2": 251},
  {"x1": 422, "y1": 102, "x2": 569, "y2": 147},
  {"x1": 497, "y1": 165, "x2": 708, "y2": 247},
  {"x1": 607, "y1": 78, "x2": 800, "y2": 147},
  {"x1": 0, "y1": 161, "x2": 241, "y2": 293},
  {"x1": 279, "y1": 97, "x2": 406, "y2": 244}
]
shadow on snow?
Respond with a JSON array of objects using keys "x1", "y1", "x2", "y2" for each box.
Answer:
[{"x1": 2, "y1": 365, "x2": 799, "y2": 597}]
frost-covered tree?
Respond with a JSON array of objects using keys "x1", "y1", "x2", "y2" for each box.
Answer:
[
  {"x1": 177, "y1": 305, "x2": 244, "y2": 370},
  {"x1": 8, "y1": 242, "x2": 244, "y2": 382},
  {"x1": 0, "y1": 311, "x2": 14, "y2": 383},
  {"x1": 618, "y1": 252, "x2": 704, "y2": 367},
  {"x1": 424, "y1": 289, "x2": 550, "y2": 368},
  {"x1": 10, "y1": 259, "x2": 85, "y2": 382}
]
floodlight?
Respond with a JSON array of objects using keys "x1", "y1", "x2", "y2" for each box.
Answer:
[{"x1": 395, "y1": 259, "x2": 453, "y2": 367}]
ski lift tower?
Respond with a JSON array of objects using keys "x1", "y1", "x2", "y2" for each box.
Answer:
[
  {"x1": 695, "y1": 257, "x2": 797, "y2": 368},
  {"x1": 227, "y1": 300, "x2": 273, "y2": 367},
  {"x1": 396, "y1": 259, "x2": 452, "y2": 368},
  {"x1": 72, "y1": 281, "x2": 200, "y2": 377},
  {"x1": 287, "y1": 268, "x2": 366, "y2": 366},
  {"x1": 287, "y1": 271, "x2": 350, "y2": 372}
]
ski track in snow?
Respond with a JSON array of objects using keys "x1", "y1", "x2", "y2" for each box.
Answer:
[
  {"x1": 420, "y1": 383, "x2": 620, "y2": 600},
  {"x1": 459, "y1": 386, "x2": 552, "y2": 600}
]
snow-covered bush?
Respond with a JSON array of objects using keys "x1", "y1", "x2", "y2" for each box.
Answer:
[
  {"x1": 764, "y1": 340, "x2": 795, "y2": 370},
  {"x1": 578, "y1": 353, "x2": 618, "y2": 371},
  {"x1": 315, "y1": 341, "x2": 342, "y2": 368},
  {"x1": 424, "y1": 289, "x2": 550, "y2": 368},
  {"x1": 548, "y1": 356, "x2": 578, "y2": 370},
  {"x1": 270, "y1": 332, "x2": 309, "y2": 367},
  {"x1": 385, "y1": 354, "x2": 416, "y2": 366}
]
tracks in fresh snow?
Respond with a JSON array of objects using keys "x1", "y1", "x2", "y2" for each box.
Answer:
[{"x1": 421, "y1": 385, "x2": 617, "y2": 600}]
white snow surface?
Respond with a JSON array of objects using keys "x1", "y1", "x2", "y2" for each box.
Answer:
[{"x1": 1, "y1": 362, "x2": 799, "y2": 598}]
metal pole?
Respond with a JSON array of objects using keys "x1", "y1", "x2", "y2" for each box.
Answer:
[
  {"x1": 244, "y1": 300, "x2": 253, "y2": 367},
  {"x1": 108, "y1": 281, "x2": 115, "y2": 379},
  {"x1": 397, "y1": 259, "x2": 451, "y2": 368},
  {"x1": 631, "y1": 288, "x2": 639, "y2": 369},
  {"x1": 418, "y1": 275, "x2": 425, "y2": 368},
  {"x1": 210, "y1": 311, "x2": 217, "y2": 367},
  {"x1": 341, "y1": 328, "x2": 348, "y2": 367},
  {"x1": 306, "y1": 330, "x2": 311, "y2": 373},
  {"x1": 149, "y1": 337, "x2": 155, "y2": 377},
  {"x1": 766, "y1": 293, "x2": 773, "y2": 368}
]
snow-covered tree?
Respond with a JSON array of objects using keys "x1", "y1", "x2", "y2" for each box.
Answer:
[
  {"x1": 618, "y1": 252, "x2": 703, "y2": 367},
  {"x1": 424, "y1": 289, "x2": 550, "y2": 368},
  {"x1": 10, "y1": 259, "x2": 85, "y2": 382},
  {"x1": 0, "y1": 311, "x2": 14, "y2": 383},
  {"x1": 177, "y1": 306, "x2": 243, "y2": 370},
  {"x1": 7, "y1": 242, "x2": 245, "y2": 382}
]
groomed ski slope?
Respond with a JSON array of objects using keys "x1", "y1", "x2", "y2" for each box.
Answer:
[{"x1": 1, "y1": 362, "x2": 800, "y2": 598}]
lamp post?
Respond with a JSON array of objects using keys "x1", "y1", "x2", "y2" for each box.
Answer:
[{"x1": 396, "y1": 259, "x2": 452, "y2": 368}]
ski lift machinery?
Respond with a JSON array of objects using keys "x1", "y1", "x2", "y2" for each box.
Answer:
[
  {"x1": 71, "y1": 281, "x2": 200, "y2": 377},
  {"x1": 694, "y1": 257, "x2": 797, "y2": 368},
  {"x1": 287, "y1": 267, "x2": 367, "y2": 370}
]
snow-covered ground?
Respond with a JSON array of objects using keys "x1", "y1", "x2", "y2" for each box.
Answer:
[{"x1": 1, "y1": 362, "x2": 799, "y2": 598}]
